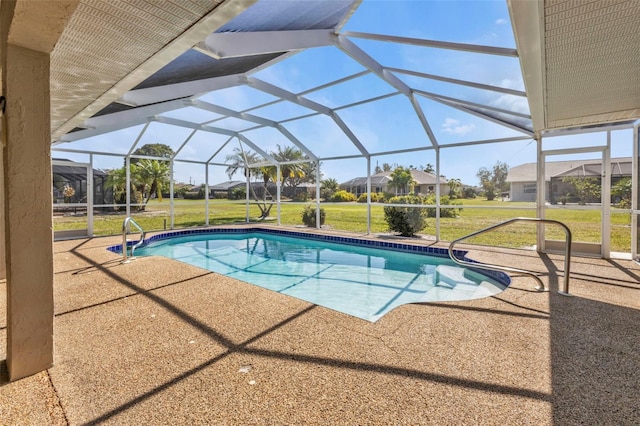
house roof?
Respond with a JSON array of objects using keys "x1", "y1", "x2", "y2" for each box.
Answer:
[
  {"x1": 210, "y1": 180, "x2": 245, "y2": 191},
  {"x1": 340, "y1": 175, "x2": 390, "y2": 187},
  {"x1": 340, "y1": 169, "x2": 447, "y2": 187},
  {"x1": 507, "y1": 157, "x2": 632, "y2": 183}
]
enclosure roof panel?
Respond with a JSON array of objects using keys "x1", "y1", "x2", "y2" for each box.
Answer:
[{"x1": 49, "y1": 0, "x2": 640, "y2": 162}]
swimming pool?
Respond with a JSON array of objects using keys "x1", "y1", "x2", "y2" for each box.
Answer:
[{"x1": 109, "y1": 228, "x2": 510, "y2": 322}]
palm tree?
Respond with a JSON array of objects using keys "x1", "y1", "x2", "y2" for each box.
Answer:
[
  {"x1": 272, "y1": 145, "x2": 306, "y2": 189},
  {"x1": 135, "y1": 159, "x2": 171, "y2": 204},
  {"x1": 388, "y1": 166, "x2": 415, "y2": 195},
  {"x1": 106, "y1": 164, "x2": 139, "y2": 209},
  {"x1": 225, "y1": 147, "x2": 275, "y2": 219},
  {"x1": 448, "y1": 178, "x2": 462, "y2": 198}
]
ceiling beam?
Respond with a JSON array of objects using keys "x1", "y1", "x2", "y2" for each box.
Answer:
[
  {"x1": 342, "y1": 31, "x2": 518, "y2": 57},
  {"x1": 197, "y1": 29, "x2": 334, "y2": 59},
  {"x1": 413, "y1": 89, "x2": 531, "y2": 119},
  {"x1": 120, "y1": 74, "x2": 244, "y2": 107},
  {"x1": 507, "y1": 0, "x2": 546, "y2": 135},
  {"x1": 387, "y1": 67, "x2": 526, "y2": 97}
]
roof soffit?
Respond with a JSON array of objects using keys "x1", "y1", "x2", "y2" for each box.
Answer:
[{"x1": 50, "y1": 0, "x2": 258, "y2": 140}]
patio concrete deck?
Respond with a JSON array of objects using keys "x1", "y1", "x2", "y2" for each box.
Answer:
[{"x1": 1, "y1": 228, "x2": 639, "y2": 424}]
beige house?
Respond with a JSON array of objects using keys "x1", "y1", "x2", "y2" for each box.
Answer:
[
  {"x1": 340, "y1": 169, "x2": 449, "y2": 197},
  {"x1": 507, "y1": 157, "x2": 632, "y2": 202}
]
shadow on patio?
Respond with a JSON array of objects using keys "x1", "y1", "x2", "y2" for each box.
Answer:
[{"x1": 1, "y1": 234, "x2": 639, "y2": 424}]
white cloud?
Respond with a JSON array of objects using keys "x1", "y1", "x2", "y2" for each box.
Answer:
[
  {"x1": 441, "y1": 118, "x2": 475, "y2": 135},
  {"x1": 495, "y1": 18, "x2": 507, "y2": 25}
]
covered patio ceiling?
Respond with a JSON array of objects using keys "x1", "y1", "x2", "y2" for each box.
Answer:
[{"x1": 50, "y1": 0, "x2": 640, "y2": 168}]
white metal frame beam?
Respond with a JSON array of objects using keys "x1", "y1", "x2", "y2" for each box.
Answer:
[
  {"x1": 120, "y1": 74, "x2": 244, "y2": 107},
  {"x1": 336, "y1": 35, "x2": 439, "y2": 147},
  {"x1": 190, "y1": 99, "x2": 318, "y2": 161},
  {"x1": 429, "y1": 96, "x2": 534, "y2": 136},
  {"x1": 246, "y1": 77, "x2": 370, "y2": 156},
  {"x1": 55, "y1": 98, "x2": 190, "y2": 143},
  {"x1": 414, "y1": 89, "x2": 531, "y2": 119},
  {"x1": 388, "y1": 67, "x2": 527, "y2": 97},
  {"x1": 152, "y1": 116, "x2": 277, "y2": 165},
  {"x1": 342, "y1": 31, "x2": 518, "y2": 57},
  {"x1": 196, "y1": 29, "x2": 334, "y2": 59}
]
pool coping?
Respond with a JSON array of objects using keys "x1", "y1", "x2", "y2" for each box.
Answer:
[{"x1": 108, "y1": 226, "x2": 512, "y2": 287}]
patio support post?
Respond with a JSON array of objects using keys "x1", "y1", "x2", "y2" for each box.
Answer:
[
  {"x1": 435, "y1": 147, "x2": 441, "y2": 241},
  {"x1": 125, "y1": 156, "x2": 131, "y2": 217},
  {"x1": 169, "y1": 160, "x2": 174, "y2": 229},
  {"x1": 633, "y1": 123, "x2": 639, "y2": 261},
  {"x1": 277, "y1": 164, "x2": 281, "y2": 225},
  {"x1": 0, "y1": 0, "x2": 78, "y2": 379},
  {"x1": 205, "y1": 163, "x2": 209, "y2": 226},
  {"x1": 603, "y1": 131, "x2": 612, "y2": 258},
  {"x1": 536, "y1": 137, "x2": 545, "y2": 252},
  {"x1": 315, "y1": 160, "x2": 321, "y2": 229},
  {"x1": 366, "y1": 156, "x2": 371, "y2": 234},
  {"x1": 245, "y1": 167, "x2": 250, "y2": 223},
  {"x1": 88, "y1": 154, "x2": 94, "y2": 236}
]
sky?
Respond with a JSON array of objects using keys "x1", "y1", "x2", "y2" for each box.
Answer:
[{"x1": 54, "y1": 0, "x2": 636, "y2": 188}]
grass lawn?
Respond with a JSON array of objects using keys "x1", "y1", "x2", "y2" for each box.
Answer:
[{"x1": 53, "y1": 198, "x2": 633, "y2": 253}]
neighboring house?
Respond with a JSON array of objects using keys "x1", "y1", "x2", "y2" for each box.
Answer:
[
  {"x1": 209, "y1": 180, "x2": 245, "y2": 198},
  {"x1": 506, "y1": 157, "x2": 632, "y2": 202},
  {"x1": 52, "y1": 159, "x2": 112, "y2": 206},
  {"x1": 210, "y1": 180, "x2": 315, "y2": 199},
  {"x1": 340, "y1": 169, "x2": 449, "y2": 197}
]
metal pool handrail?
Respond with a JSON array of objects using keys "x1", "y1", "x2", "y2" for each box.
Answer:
[
  {"x1": 122, "y1": 217, "x2": 145, "y2": 263},
  {"x1": 448, "y1": 217, "x2": 572, "y2": 295}
]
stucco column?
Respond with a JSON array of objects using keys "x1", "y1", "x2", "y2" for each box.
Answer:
[{"x1": 2, "y1": 43, "x2": 54, "y2": 380}]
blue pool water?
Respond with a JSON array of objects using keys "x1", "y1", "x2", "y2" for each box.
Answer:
[{"x1": 112, "y1": 229, "x2": 510, "y2": 322}]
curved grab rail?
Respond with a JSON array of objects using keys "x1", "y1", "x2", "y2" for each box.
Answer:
[
  {"x1": 122, "y1": 217, "x2": 145, "y2": 263},
  {"x1": 448, "y1": 217, "x2": 572, "y2": 295}
]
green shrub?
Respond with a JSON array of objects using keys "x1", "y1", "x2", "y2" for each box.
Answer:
[
  {"x1": 301, "y1": 205, "x2": 325, "y2": 227},
  {"x1": 462, "y1": 187, "x2": 477, "y2": 199},
  {"x1": 383, "y1": 194, "x2": 427, "y2": 237},
  {"x1": 230, "y1": 187, "x2": 246, "y2": 200},
  {"x1": 183, "y1": 186, "x2": 206, "y2": 200},
  {"x1": 330, "y1": 190, "x2": 356, "y2": 202},
  {"x1": 293, "y1": 191, "x2": 309, "y2": 202},
  {"x1": 357, "y1": 192, "x2": 383, "y2": 203},
  {"x1": 423, "y1": 194, "x2": 462, "y2": 218}
]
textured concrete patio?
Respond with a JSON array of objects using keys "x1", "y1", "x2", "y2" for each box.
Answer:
[{"x1": 1, "y1": 227, "x2": 639, "y2": 425}]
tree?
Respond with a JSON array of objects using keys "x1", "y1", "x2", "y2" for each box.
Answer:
[
  {"x1": 422, "y1": 163, "x2": 435, "y2": 174},
  {"x1": 106, "y1": 159, "x2": 170, "y2": 210},
  {"x1": 320, "y1": 178, "x2": 339, "y2": 200},
  {"x1": 612, "y1": 177, "x2": 632, "y2": 208},
  {"x1": 272, "y1": 145, "x2": 306, "y2": 189},
  {"x1": 448, "y1": 178, "x2": 462, "y2": 199},
  {"x1": 477, "y1": 161, "x2": 509, "y2": 201},
  {"x1": 130, "y1": 143, "x2": 174, "y2": 164},
  {"x1": 135, "y1": 159, "x2": 171, "y2": 204},
  {"x1": 225, "y1": 147, "x2": 276, "y2": 219},
  {"x1": 382, "y1": 163, "x2": 392, "y2": 172},
  {"x1": 562, "y1": 176, "x2": 601, "y2": 205},
  {"x1": 374, "y1": 164, "x2": 383, "y2": 174},
  {"x1": 388, "y1": 166, "x2": 415, "y2": 195}
]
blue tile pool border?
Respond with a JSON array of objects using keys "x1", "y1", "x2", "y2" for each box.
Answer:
[{"x1": 108, "y1": 227, "x2": 511, "y2": 287}]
